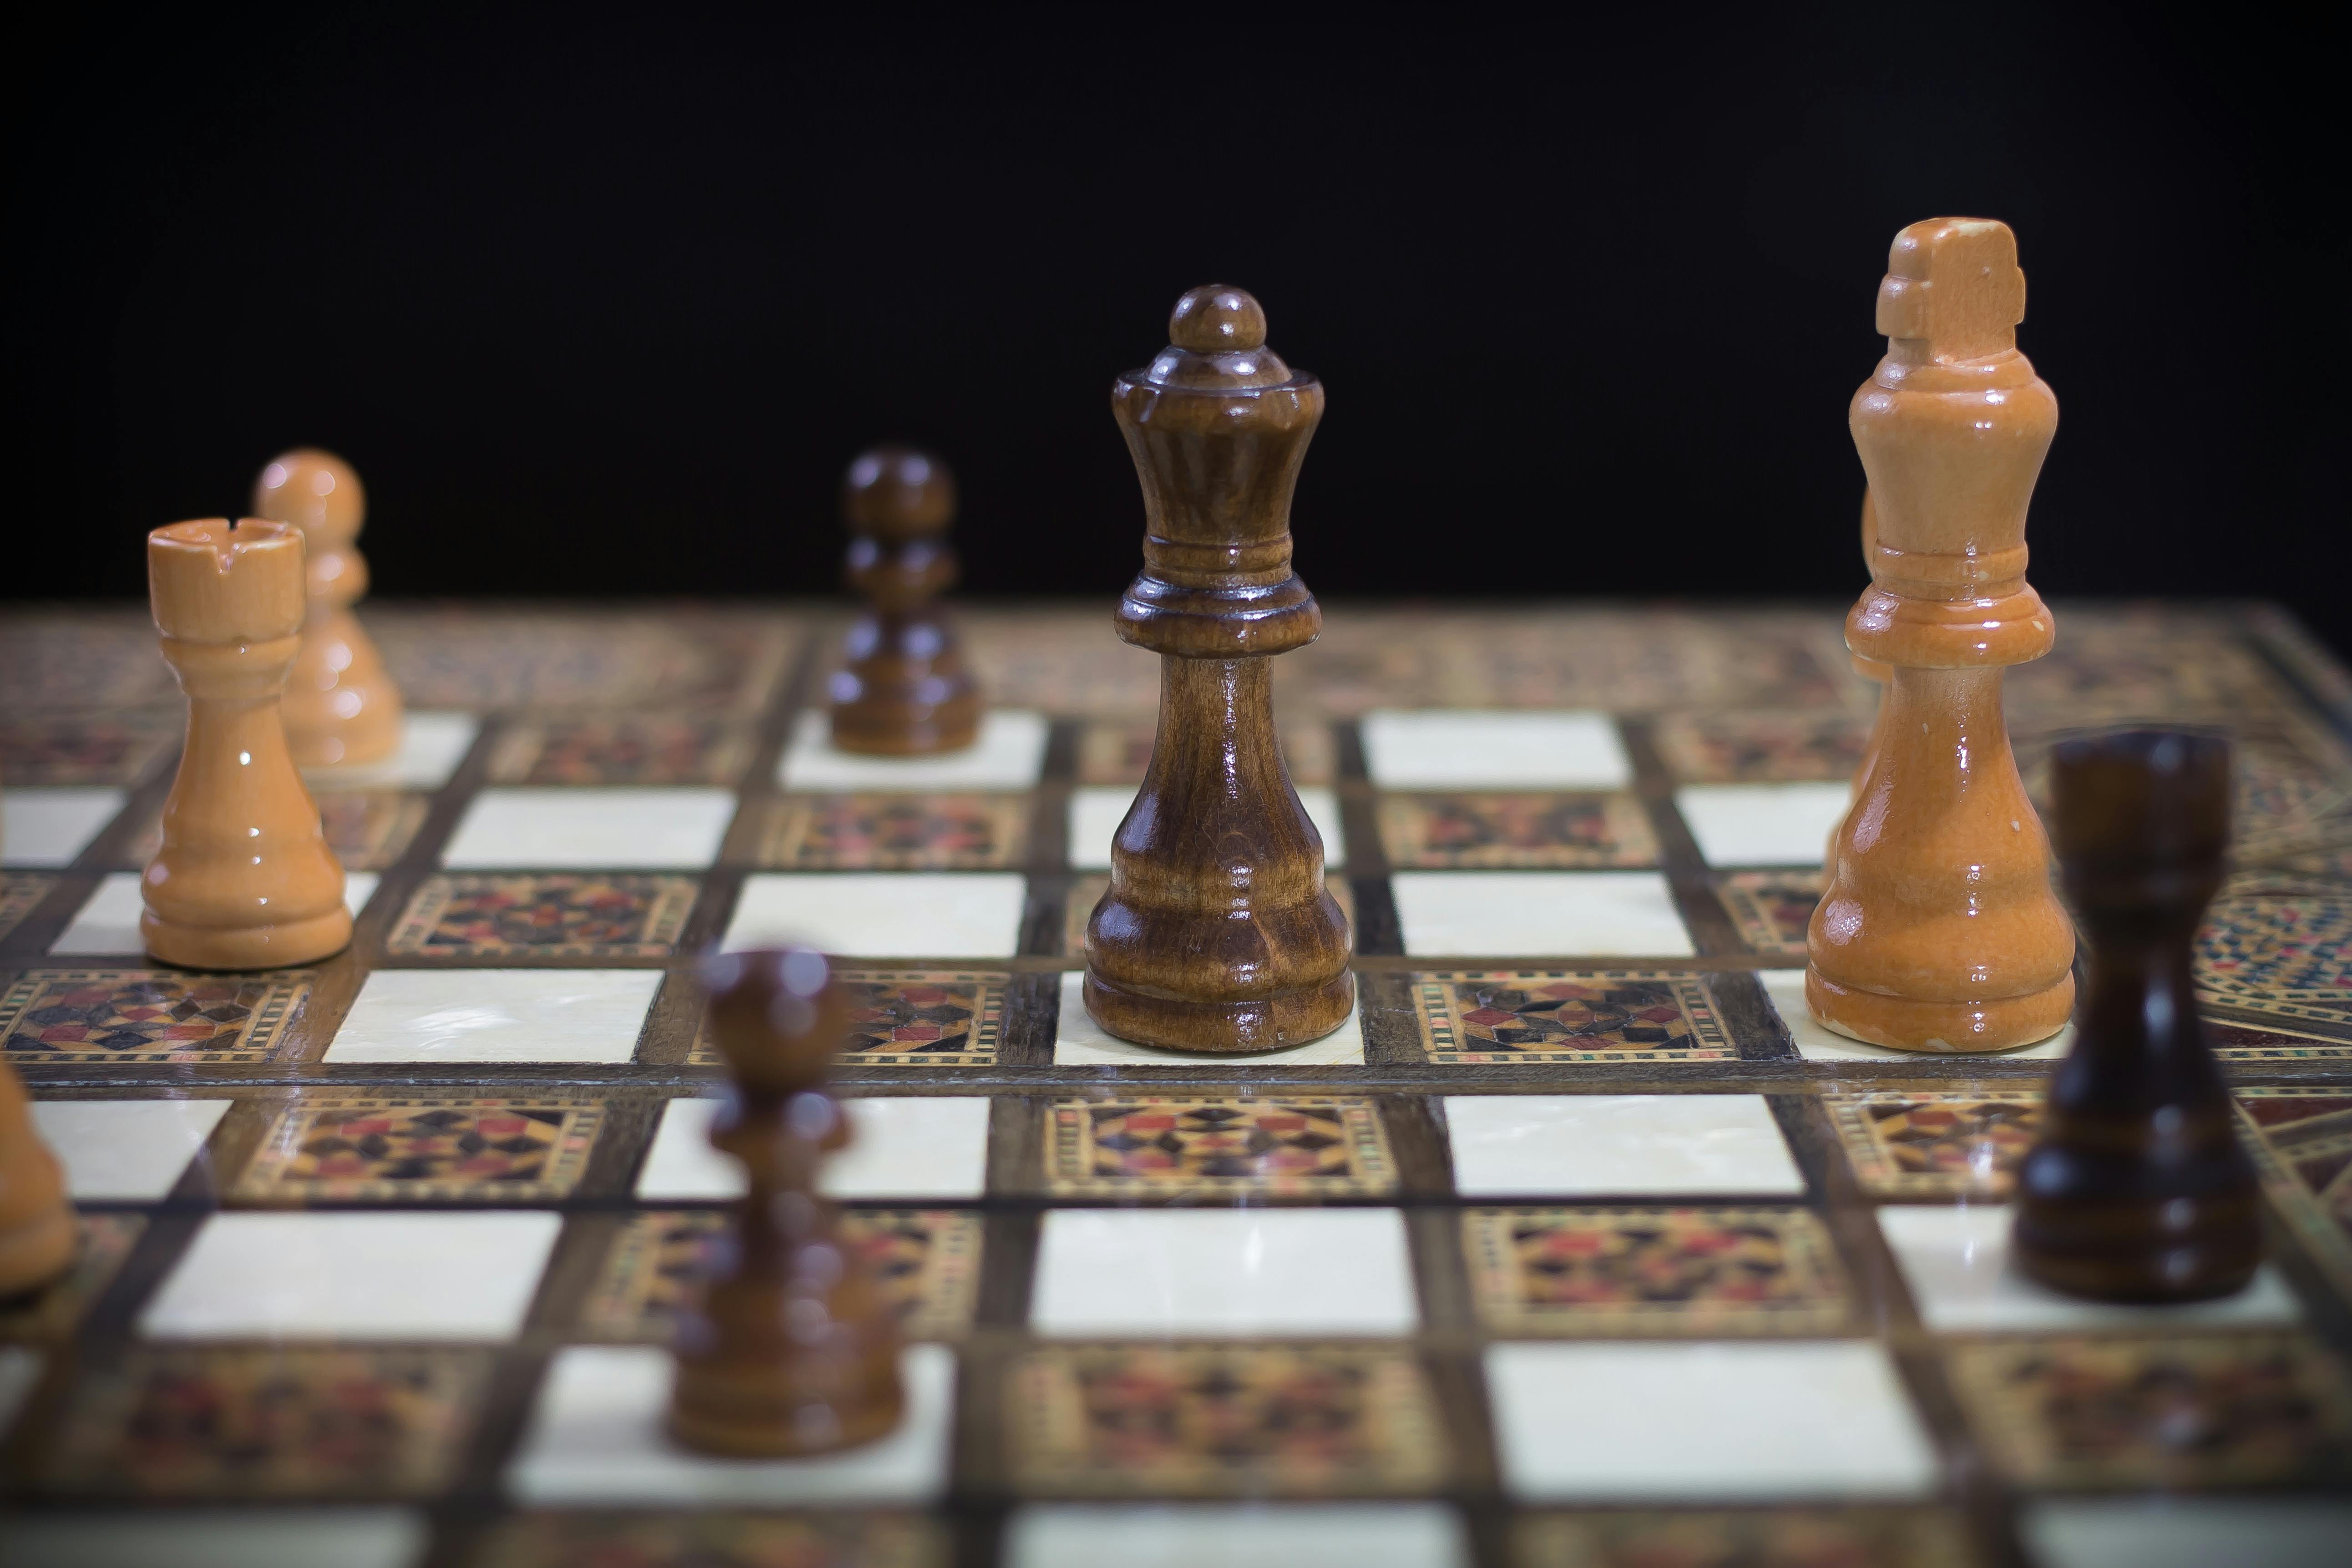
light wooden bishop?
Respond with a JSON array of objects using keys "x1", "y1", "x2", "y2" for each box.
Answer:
[
  {"x1": 254, "y1": 449, "x2": 405, "y2": 767},
  {"x1": 1807, "y1": 218, "x2": 2075, "y2": 1052},
  {"x1": 142, "y1": 519, "x2": 353, "y2": 969}
]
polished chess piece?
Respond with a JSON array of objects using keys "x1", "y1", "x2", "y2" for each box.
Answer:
[
  {"x1": 1828, "y1": 490, "x2": 1894, "y2": 871},
  {"x1": 826, "y1": 446, "x2": 981, "y2": 755},
  {"x1": 1082, "y1": 284, "x2": 1354, "y2": 1052},
  {"x1": 142, "y1": 519, "x2": 353, "y2": 969},
  {"x1": 1808, "y1": 219, "x2": 2075, "y2": 1051},
  {"x1": 668, "y1": 947, "x2": 904, "y2": 1457},
  {"x1": 0, "y1": 1058, "x2": 76, "y2": 1297},
  {"x1": 2013, "y1": 728, "x2": 2261, "y2": 1302},
  {"x1": 254, "y1": 448, "x2": 405, "y2": 768}
]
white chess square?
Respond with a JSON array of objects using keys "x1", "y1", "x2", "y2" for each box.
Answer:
[
  {"x1": 302, "y1": 710, "x2": 479, "y2": 790},
  {"x1": 0, "y1": 1510, "x2": 429, "y2": 1568},
  {"x1": 441, "y1": 787, "x2": 737, "y2": 869},
  {"x1": 139, "y1": 1211, "x2": 560, "y2": 1341},
  {"x1": 2020, "y1": 1498, "x2": 2352, "y2": 1568},
  {"x1": 506, "y1": 1342, "x2": 954, "y2": 1505},
  {"x1": 637, "y1": 1096, "x2": 991, "y2": 1200},
  {"x1": 1877, "y1": 1205, "x2": 2302, "y2": 1334},
  {"x1": 51, "y1": 870, "x2": 379, "y2": 955},
  {"x1": 779, "y1": 709, "x2": 1049, "y2": 792},
  {"x1": 1675, "y1": 783, "x2": 1854, "y2": 866},
  {"x1": 29, "y1": 1098, "x2": 231, "y2": 1199},
  {"x1": 1031, "y1": 1209, "x2": 1419, "y2": 1338},
  {"x1": 1759, "y1": 970, "x2": 2075, "y2": 1061},
  {"x1": 1004, "y1": 1504, "x2": 1471, "y2": 1568},
  {"x1": 1445, "y1": 1094, "x2": 1803, "y2": 1197},
  {"x1": 1486, "y1": 1341, "x2": 1939, "y2": 1500},
  {"x1": 1, "y1": 787, "x2": 126, "y2": 868},
  {"x1": 1067, "y1": 785, "x2": 1346, "y2": 870},
  {"x1": 723, "y1": 872, "x2": 1026, "y2": 957},
  {"x1": 1051, "y1": 971, "x2": 1365, "y2": 1065},
  {"x1": 1392, "y1": 871, "x2": 1693, "y2": 956},
  {"x1": 325, "y1": 969, "x2": 661, "y2": 1064},
  {"x1": 1362, "y1": 710, "x2": 1629, "y2": 790}
]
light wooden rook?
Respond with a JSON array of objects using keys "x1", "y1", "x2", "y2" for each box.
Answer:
[{"x1": 254, "y1": 448, "x2": 405, "y2": 768}]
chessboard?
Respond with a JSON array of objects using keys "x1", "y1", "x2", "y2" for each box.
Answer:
[{"x1": 2, "y1": 598, "x2": 2350, "y2": 1568}]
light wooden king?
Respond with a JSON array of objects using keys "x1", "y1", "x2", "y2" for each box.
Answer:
[{"x1": 1807, "y1": 218, "x2": 2075, "y2": 1052}]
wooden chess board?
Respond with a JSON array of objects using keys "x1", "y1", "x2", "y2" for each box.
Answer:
[{"x1": 3, "y1": 599, "x2": 2351, "y2": 1567}]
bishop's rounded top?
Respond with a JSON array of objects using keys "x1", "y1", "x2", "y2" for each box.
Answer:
[
  {"x1": 253, "y1": 448, "x2": 365, "y2": 536},
  {"x1": 1168, "y1": 286, "x2": 1266, "y2": 352},
  {"x1": 843, "y1": 446, "x2": 956, "y2": 534}
]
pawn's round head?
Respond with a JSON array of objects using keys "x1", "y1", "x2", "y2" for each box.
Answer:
[
  {"x1": 1168, "y1": 285, "x2": 1266, "y2": 352},
  {"x1": 700, "y1": 946, "x2": 846, "y2": 1092},
  {"x1": 843, "y1": 446, "x2": 956, "y2": 535},
  {"x1": 253, "y1": 448, "x2": 365, "y2": 536}
]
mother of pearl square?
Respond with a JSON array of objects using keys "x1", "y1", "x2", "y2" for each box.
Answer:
[
  {"x1": 779, "y1": 709, "x2": 1048, "y2": 791},
  {"x1": 29, "y1": 1098, "x2": 232, "y2": 1199},
  {"x1": 1031, "y1": 1209, "x2": 1419, "y2": 1337},
  {"x1": 0, "y1": 1510, "x2": 429, "y2": 1568},
  {"x1": 1, "y1": 787, "x2": 126, "y2": 868},
  {"x1": 1444, "y1": 1094, "x2": 1803, "y2": 1197},
  {"x1": 1391, "y1": 871, "x2": 1692, "y2": 957},
  {"x1": 1004, "y1": 1505, "x2": 1471, "y2": 1568},
  {"x1": 303, "y1": 710, "x2": 479, "y2": 791},
  {"x1": 2020, "y1": 1499, "x2": 2352, "y2": 1568},
  {"x1": 1362, "y1": 711, "x2": 1630, "y2": 789},
  {"x1": 637, "y1": 1096, "x2": 991, "y2": 1201},
  {"x1": 723, "y1": 873, "x2": 1027, "y2": 958},
  {"x1": 1674, "y1": 782, "x2": 1855, "y2": 867},
  {"x1": 325, "y1": 969, "x2": 662, "y2": 1064},
  {"x1": 441, "y1": 787, "x2": 737, "y2": 869}
]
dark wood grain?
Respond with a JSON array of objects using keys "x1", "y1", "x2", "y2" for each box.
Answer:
[{"x1": 826, "y1": 447, "x2": 980, "y2": 755}]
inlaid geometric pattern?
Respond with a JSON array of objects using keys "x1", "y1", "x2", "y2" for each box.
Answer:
[
  {"x1": 470, "y1": 1511, "x2": 947, "y2": 1568},
  {"x1": 2006, "y1": 609, "x2": 2293, "y2": 719},
  {"x1": 1714, "y1": 871, "x2": 1822, "y2": 959},
  {"x1": 1462, "y1": 1207, "x2": 1849, "y2": 1336},
  {"x1": 1650, "y1": 710, "x2": 1875, "y2": 784},
  {"x1": 1007, "y1": 1344, "x2": 1448, "y2": 1496},
  {"x1": 1946, "y1": 1332, "x2": 2352, "y2": 1490},
  {"x1": 372, "y1": 611, "x2": 790, "y2": 714},
  {"x1": 1377, "y1": 793, "x2": 1659, "y2": 869},
  {"x1": 40, "y1": 1345, "x2": 494, "y2": 1497},
  {"x1": 1047, "y1": 1097, "x2": 1397, "y2": 1197},
  {"x1": 0, "y1": 971, "x2": 308, "y2": 1065},
  {"x1": 0, "y1": 714, "x2": 179, "y2": 786},
  {"x1": 2236, "y1": 1089, "x2": 2352, "y2": 1307},
  {"x1": 2196, "y1": 875, "x2": 2352, "y2": 1028},
  {"x1": 579, "y1": 1209, "x2": 983, "y2": 1343},
  {"x1": 389, "y1": 874, "x2": 699, "y2": 958},
  {"x1": 1062, "y1": 876, "x2": 1356, "y2": 956},
  {"x1": 755, "y1": 794, "x2": 1029, "y2": 870},
  {"x1": 688, "y1": 971, "x2": 1004, "y2": 1067},
  {"x1": 1411, "y1": 972, "x2": 1732, "y2": 1063},
  {"x1": 121, "y1": 789, "x2": 430, "y2": 872},
  {"x1": 233, "y1": 1093, "x2": 608, "y2": 1202},
  {"x1": 0, "y1": 872, "x2": 55, "y2": 941},
  {"x1": 487, "y1": 714, "x2": 761, "y2": 786},
  {"x1": 0, "y1": 1214, "x2": 144, "y2": 1342},
  {"x1": 1825, "y1": 1092, "x2": 2044, "y2": 1199},
  {"x1": 0, "y1": 614, "x2": 177, "y2": 711},
  {"x1": 1077, "y1": 717, "x2": 1336, "y2": 786},
  {"x1": 1514, "y1": 1507, "x2": 1979, "y2": 1568}
]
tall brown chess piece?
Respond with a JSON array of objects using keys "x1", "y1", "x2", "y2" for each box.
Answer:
[
  {"x1": 1807, "y1": 219, "x2": 2074, "y2": 1052},
  {"x1": 254, "y1": 449, "x2": 405, "y2": 768},
  {"x1": 1083, "y1": 285, "x2": 1354, "y2": 1052},
  {"x1": 141, "y1": 520, "x2": 353, "y2": 970},
  {"x1": 826, "y1": 447, "x2": 981, "y2": 755},
  {"x1": 668, "y1": 947, "x2": 904, "y2": 1457},
  {"x1": 2014, "y1": 729, "x2": 2261, "y2": 1302},
  {"x1": 0, "y1": 1058, "x2": 76, "y2": 1297}
]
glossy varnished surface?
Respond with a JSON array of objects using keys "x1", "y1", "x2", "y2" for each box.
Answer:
[
  {"x1": 254, "y1": 448, "x2": 405, "y2": 769},
  {"x1": 827, "y1": 447, "x2": 980, "y2": 756}
]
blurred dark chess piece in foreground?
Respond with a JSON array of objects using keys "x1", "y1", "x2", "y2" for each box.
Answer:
[
  {"x1": 2013, "y1": 728, "x2": 2262, "y2": 1302},
  {"x1": 826, "y1": 446, "x2": 981, "y2": 755},
  {"x1": 0, "y1": 1056, "x2": 76, "y2": 1296},
  {"x1": 668, "y1": 947, "x2": 904, "y2": 1457}
]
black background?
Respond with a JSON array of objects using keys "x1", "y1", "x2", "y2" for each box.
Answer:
[{"x1": 5, "y1": 6, "x2": 2342, "y2": 651}]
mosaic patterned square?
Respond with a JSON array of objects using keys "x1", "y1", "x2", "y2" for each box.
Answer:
[
  {"x1": 756, "y1": 794, "x2": 1028, "y2": 870},
  {"x1": 0, "y1": 614, "x2": 177, "y2": 711},
  {"x1": 1826, "y1": 1092, "x2": 2043, "y2": 1199},
  {"x1": 2005, "y1": 609, "x2": 2291, "y2": 720},
  {"x1": 468, "y1": 1512, "x2": 946, "y2": 1568},
  {"x1": 1714, "y1": 871, "x2": 1822, "y2": 958},
  {"x1": 1412, "y1": 971, "x2": 1732, "y2": 1063},
  {"x1": 0, "y1": 970, "x2": 307, "y2": 1065},
  {"x1": 959, "y1": 611, "x2": 1163, "y2": 717},
  {"x1": 1077, "y1": 717, "x2": 1336, "y2": 785},
  {"x1": 1378, "y1": 793, "x2": 1659, "y2": 869},
  {"x1": 41, "y1": 1345, "x2": 493, "y2": 1497},
  {"x1": 579, "y1": 1209, "x2": 982, "y2": 1342},
  {"x1": 1063, "y1": 876, "x2": 1356, "y2": 956},
  {"x1": 0, "y1": 714, "x2": 179, "y2": 786},
  {"x1": 2195, "y1": 874, "x2": 2352, "y2": 1030},
  {"x1": 389, "y1": 874, "x2": 698, "y2": 957},
  {"x1": 1462, "y1": 1207, "x2": 1849, "y2": 1336},
  {"x1": 0, "y1": 1213, "x2": 144, "y2": 1342},
  {"x1": 2236, "y1": 1089, "x2": 2352, "y2": 1305},
  {"x1": 122, "y1": 789, "x2": 429, "y2": 871},
  {"x1": 688, "y1": 971, "x2": 1003, "y2": 1067},
  {"x1": 232, "y1": 1093, "x2": 607, "y2": 1202},
  {"x1": 1650, "y1": 711, "x2": 1875, "y2": 784},
  {"x1": 1047, "y1": 1097, "x2": 1398, "y2": 1197},
  {"x1": 371, "y1": 611, "x2": 790, "y2": 714},
  {"x1": 0, "y1": 872, "x2": 55, "y2": 942},
  {"x1": 1514, "y1": 1507, "x2": 1979, "y2": 1568},
  {"x1": 1946, "y1": 1332, "x2": 2352, "y2": 1490},
  {"x1": 487, "y1": 714, "x2": 760, "y2": 786},
  {"x1": 1007, "y1": 1344, "x2": 1448, "y2": 1496}
]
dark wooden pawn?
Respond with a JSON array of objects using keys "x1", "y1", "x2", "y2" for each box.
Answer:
[
  {"x1": 1082, "y1": 285, "x2": 1354, "y2": 1052},
  {"x1": 668, "y1": 947, "x2": 904, "y2": 1456},
  {"x1": 826, "y1": 446, "x2": 981, "y2": 755},
  {"x1": 2013, "y1": 729, "x2": 2261, "y2": 1302}
]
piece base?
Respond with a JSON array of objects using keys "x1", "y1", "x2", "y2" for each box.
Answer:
[
  {"x1": 1082, "y1": 968, "x2": 1355, "y2": 1054},
  {"x1": 665, "y1": 1384, "x2": 905, "y2": 1459},
  {"x1": 1805, "y1": 966, "x2": 2074, "y2": 1053},
  {"x1": 142, "y1": 905, "x2": 354, "y2": 971},
  {"x1": 827, "y1": 697, "x2": 981, "y2": 757}
]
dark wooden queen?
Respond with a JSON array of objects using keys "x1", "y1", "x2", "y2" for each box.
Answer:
[{"x1": 1082, "y1": 285, "x2": 1355, "y2": 1052}]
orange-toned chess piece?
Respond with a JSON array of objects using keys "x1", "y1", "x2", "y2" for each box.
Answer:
[
  {"x1": 0, "y1": 1058, "x2": 75, "y2": 1297},
  {"x1": 254, "y1": 448, "x2": 405, "y2": 768},
  {"x1": 1807, "y1": 219, "x2": 2074, "y2": 1052},
  {"x1": 1828, "y1": 490, "x2": 1895, "y2": 871},
  {"x1": 142, "y1": 520, "x2": 353, "y2": 970},
  {"x1": 668, "y1": 947, "x2": 904, "y2": 1457},
  {"x1": 826, "y1": 447, "x2": 981, "y2": 755}
]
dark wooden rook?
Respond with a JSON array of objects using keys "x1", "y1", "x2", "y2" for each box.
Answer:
[
  {"x1": 827, "y1": 446, "x2": 981, "y2": 755},
  {"x1": 2013, "y1": 728, "x2": 2262, "y2": 1302},
  {"x1": 668, "y1": 947, "x2": 904, "y2": 1456},
  {"x1": 1082, "y1": 285, "x2": 1354, "y2": 1052}
]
